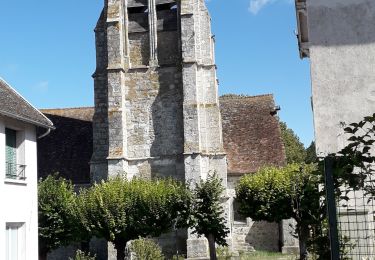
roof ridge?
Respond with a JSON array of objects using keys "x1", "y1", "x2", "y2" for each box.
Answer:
[
  {"x1": 41, "y1": 106, "x2": 94, "y2": 111},
  {"x1": 0, "y1": 77, "x2": 54, "y2": 128},
  {"x1": 220, "y1": 93, "x2": 273, "y2": 100}
]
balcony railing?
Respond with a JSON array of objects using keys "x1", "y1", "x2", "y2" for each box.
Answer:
[{"x1": 6, "y1": 162, "x2": 26, "y2": 180}]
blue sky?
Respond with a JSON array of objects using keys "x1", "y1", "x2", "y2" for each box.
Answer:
[{"x1": 0, "y1": 0, "x2": 313, "y2": 146}]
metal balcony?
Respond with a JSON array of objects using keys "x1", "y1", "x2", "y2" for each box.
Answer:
[{"x1": 6, "y1": 162, "x2": 26, "y2": 180}]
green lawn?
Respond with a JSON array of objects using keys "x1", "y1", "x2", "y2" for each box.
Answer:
[
  {"x1": 217, "y1": 251, "x2": 297, "y2": 260},
  {"x1": 239, "y1": 251, "x2": 297, "y2": 260}
]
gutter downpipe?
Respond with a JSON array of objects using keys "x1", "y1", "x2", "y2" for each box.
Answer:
[{"x1": 38, "y1": 127, "x2": 51, "y2": 139}]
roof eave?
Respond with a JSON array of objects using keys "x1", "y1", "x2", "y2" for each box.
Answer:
[
  {"x1": 0, "y1": 109, "x2": 55, "y2": 130},
  {"x1": 295, "y1": 0, "x2": 310, "y2": 59}
]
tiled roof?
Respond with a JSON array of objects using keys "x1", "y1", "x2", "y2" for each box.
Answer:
[
  {"x1": 37, "y1": 94, "x2": 286, "y2": 183},
  {"x1": 220, "y1": 94, "x2": 286, "y2": 175},
  {"x1": 0, "y1": 78, "x2": 54, "y2": 129}
]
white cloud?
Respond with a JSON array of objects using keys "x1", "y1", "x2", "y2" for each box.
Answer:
[
  {"x1": 249, "y1": 0, "x2": 275, "y2": 14},
  {"x1": 33, "y1": 81, "x2": 49, "y2": 93},
  {"x1": 249, "y1": 0, "x2": 292, "y2": 15}
]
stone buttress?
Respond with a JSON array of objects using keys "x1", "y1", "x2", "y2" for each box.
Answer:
[{"x1": 91, "y1": 0, "x2": 232, "y2": 258}]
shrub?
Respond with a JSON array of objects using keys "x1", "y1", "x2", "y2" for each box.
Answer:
[
  {"x1": 216, "y1": 246, "x2": 232, "y2": 260},
  {"x1": 69, "y1": 250, "x2": 96, "y2": 260},
  {"x1": 130, "y1": 238, "x2": 164, "y2": 260}
]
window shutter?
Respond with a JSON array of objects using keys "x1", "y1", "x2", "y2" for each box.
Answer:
[{"x1": 5, "y1": 128, "x2": 17, "y2": 177}]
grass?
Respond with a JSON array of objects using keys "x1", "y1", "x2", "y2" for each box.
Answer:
[
  {"x1": 217, "y1": 250, "x2": 298, "y2": 260},
  {"x1": 239, "y1": 251, "x2": 297, "y2": 260}
]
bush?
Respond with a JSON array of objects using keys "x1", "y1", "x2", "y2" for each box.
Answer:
[
  {"x1": 216, "y1": 246, "x2": 232, "y2": 260},
  {"x1": 69, "y1": 250, "x2": 96, "y2": 260},
  {"x1": 130, "y1": 238, "x2": 164, "y2": 260}
]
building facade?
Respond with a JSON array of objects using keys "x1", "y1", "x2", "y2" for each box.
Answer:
[
  {"x1": 295, "y1": 0, "x2": 375, "y2": 257},
  {"x1": 0, "y1": 78, "x2": 54, "y2": 260}
]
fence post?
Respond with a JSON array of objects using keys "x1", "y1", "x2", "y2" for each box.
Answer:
[{"x1": 324, "y1": 156, "x2": 340, "y2": 260}]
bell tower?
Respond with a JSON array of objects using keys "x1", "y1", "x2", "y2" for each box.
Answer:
[{"x1": 91, "y1": 0, "x2": 232, "y2": 257}]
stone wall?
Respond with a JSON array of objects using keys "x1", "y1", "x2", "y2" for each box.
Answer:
[
  {"x1": 91, "y1": 0, "x2": 230, "y2": 258},
  {"x1": 228, "y1": 175, "x2": 281, "y2": 253}
]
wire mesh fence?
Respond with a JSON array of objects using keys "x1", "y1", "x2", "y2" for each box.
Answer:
[
  {"x1": 336, "y1": 186, "x2": 375, "y2": 259},
  {"x1": 325, "y1": 157, "x2": 375, "y2": 260}
]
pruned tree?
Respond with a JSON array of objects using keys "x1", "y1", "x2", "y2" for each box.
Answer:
[
  {"x1": 38, "y1": 175, "x2": 81, "y2": 260},
  {"x1": 77, "y1": 177, "x2": 190, "y2": 260},
  {"x1": 236, "y1": 164, "x2": 321, "y2": 260},
  {"x1": 189, "y1": 173, "x2": 229, "y2": 260}
]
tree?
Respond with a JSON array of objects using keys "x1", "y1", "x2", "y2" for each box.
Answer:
[
  {"x1": 38, "y1": 175, "x2": 81, "y2": 260},
  {"x1": 236, "y1": 164, "x2": 322, "y2": 260},
  {"x1": 305, "y1": 141, "x2": 317, "y2": 164},
  {"x1": 280, "y1": 122, "x2": 306, "y2": 164},
  {"x1": 77, "y1": 177, "x2": 190, "y2": 260},
  {"x1": 189, "y1": 174, "x2": 229, "y2": 260}
]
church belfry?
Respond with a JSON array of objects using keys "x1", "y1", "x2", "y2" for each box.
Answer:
[{"x1": 91, "y1": 0, "x2": 232, "y2": 257}]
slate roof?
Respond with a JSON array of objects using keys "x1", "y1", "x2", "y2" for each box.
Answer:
[
  {"x1": 37, "y1": 94, "x2": 286, "y2": 183},
  {"x1": 0, "y1": 78, "x2": 54, "y2": 129}
]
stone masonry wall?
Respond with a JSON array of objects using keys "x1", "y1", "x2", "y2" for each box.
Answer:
[{"x1": 228, "y1": 176, "x2": 281, "y2": 253}]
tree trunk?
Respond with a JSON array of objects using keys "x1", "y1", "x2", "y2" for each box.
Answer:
[
  {"x1": 115, "y1": 240, "x2": 126, "y2": 260},
  {"x1": 207, "y1": 233, "x2": 217, "y2": 260},
  {"x1": 298, "y1": 225, "x2": 310, "y2": 260}
]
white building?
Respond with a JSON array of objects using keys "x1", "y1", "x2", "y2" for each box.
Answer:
[
  {"x1": 0, "y1": 78, "x2": 54, "y2": 260},
  {"x1": 295, "y1": 0, "x2": 375, "y2": 258}
]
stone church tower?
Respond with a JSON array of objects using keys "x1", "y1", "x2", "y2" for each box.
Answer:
[{"x1": 91, "y1": 0, "x2": 231, "y2": 257}]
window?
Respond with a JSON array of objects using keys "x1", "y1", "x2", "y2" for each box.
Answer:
[
  {"x1": 5, "y1": 128, "x2": 25, "y2": 180},
  {"x1": 6, "y1": 223, "x2": 26, "y2": 260}
]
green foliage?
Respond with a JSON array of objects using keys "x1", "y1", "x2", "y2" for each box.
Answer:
[
  {"x1": 171, "y1": 254, "x2": 186, "y2": 260},
  {"x1": 77, "y1": 177, "x2": 128, "y2": 244},
  {"x1": 305, "y1": 142, "x2": 317, "y2": 163},
  {"x1": 38, "y1": 175, "x2": 81, "y2": 254},
  {"x1": 280, "y1": 122, "x2": 307, "y2": 164},
  {"x1": 130, "y1": 238, "x2": 164, "y2": 260},
  {"x1": 77, "y1": 176, "x2": 190, "y2": 257},
  {"x1": 236, "y1": 163, "x2": 322, "y2": 223},
  {"x1": 236, "y1": 165, "x2": 295, "y2": 222},
  {"x1": 216, "y1": 246, "x2": 233, "y2": 260},
  {"x1": 236, "y1": 164, "x2": 322, "y2": 259},
  {"x1": 189, "y1": 173, "x2": 229, "y2": 246},
  {"x1": 69, "y1": 250, "x2": 96, "y2": 260},
  {"x1": 331, "y1": 114, "x2": 375, "y2": 195}
]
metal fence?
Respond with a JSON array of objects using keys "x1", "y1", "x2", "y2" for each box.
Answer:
[{"x1": 325, "y1": 157, "x2": 375, "y2": 260}]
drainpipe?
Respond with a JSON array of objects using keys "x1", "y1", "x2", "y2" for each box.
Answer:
[{"x1": 38, "y1": 128, "x2": 51, "y2": 139}]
